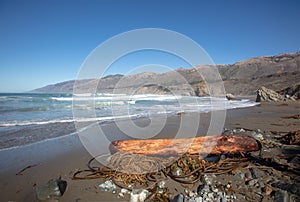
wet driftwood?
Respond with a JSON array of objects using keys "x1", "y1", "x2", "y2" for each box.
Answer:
[{"x1": 112, "y1": 135, "x2": 260, "y2": 156}]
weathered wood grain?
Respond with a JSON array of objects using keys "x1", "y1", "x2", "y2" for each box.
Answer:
[{"x1": 112, "y1": 135, "x2": 260, "y2": 156}]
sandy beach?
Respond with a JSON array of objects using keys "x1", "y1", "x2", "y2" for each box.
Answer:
[
  {"x1": 1, "y1": 0, "x2": 299, "y2": 201},
  {"x1": 0, "y1": 100, "x2": 299, "y2": 201}
]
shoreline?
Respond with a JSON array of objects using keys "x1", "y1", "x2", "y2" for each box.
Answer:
[
  {"x1": 0, "y1": 97, "x2": 258, "y2": 150},
  {"x1": 0, "y1": 101, "x2": 299, "y2": 201}
]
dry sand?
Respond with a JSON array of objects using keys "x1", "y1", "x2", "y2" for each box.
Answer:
[{"x1": 0, "y1": 101, "x2": 299, "y2": 201}]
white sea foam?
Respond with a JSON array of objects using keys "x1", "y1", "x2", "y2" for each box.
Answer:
[
  {"x1": 51, "y1": 94, "x2": 182, "y2": 102},
  {"x1": 0, "y1": 119, "x2": 75, "y2": 127},
  {"x1": 0, "y1": 114, "x2": 142, "y2": 127}
]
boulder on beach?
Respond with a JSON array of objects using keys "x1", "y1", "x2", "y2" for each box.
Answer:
[
  {"x1": 226, "y1": 93, "x2": 240, "y2": 101},
  {"x1": 256, "y1": 86, "x2": 285, "y2": 102}
]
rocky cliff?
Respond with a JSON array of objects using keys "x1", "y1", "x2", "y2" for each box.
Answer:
[{"x1": 33, "y1": 52, "x2": 300, "y2": 96}]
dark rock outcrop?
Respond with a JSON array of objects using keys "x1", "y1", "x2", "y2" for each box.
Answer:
[
  {"x1": 279, "y1": 84, "x2": 300, "y2": 100},
  {"x1": 256, "y1": 86, "x2": 285, "y2": 102},
  {"x1": 256, "y1": 84, "x2": 300, "y2": 102}
]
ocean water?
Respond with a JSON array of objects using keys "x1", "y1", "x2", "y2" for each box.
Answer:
[{"x1": 0, "y1": 93, "x2": 258, "y2": 150}]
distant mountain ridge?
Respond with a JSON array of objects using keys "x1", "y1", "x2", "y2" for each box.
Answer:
[{"x1": 33, "y1": 52, "x2": 300, "y2": 96}]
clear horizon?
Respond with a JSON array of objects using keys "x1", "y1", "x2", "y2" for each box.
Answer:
[{"x1": 0, "y1": 0, "x2": 299, "y2": 92}]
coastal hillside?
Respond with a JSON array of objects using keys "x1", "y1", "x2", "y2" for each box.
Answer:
[{"x1": 33, "y1": 52, "x2": 300, "y2": 96}]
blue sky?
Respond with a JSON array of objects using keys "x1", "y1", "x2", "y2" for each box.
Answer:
[{"x1": 0, "y1": 0, "x2": 299, "y2": 92}]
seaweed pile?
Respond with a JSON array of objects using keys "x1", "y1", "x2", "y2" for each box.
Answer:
[{"x1": 73, "y1": 152, "x2": 250, "y2": 188}]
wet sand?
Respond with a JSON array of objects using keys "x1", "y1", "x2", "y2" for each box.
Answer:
[{"x1": 0, "y1": 101, "x2": 299, "y2": 201}]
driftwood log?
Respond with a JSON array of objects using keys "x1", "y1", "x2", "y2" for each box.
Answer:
[{"x1": 112, "y1": 135, "x2": 260, "y2": 156}]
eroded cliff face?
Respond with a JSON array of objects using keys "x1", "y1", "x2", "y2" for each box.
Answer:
[{"x1": 33, "y1": 52, "x2": 300, "y2": 96}]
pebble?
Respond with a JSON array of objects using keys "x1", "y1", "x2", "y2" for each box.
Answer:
[
  {"x1": 205, "y1": 155, "x2": 220, "y2": 163},
  {"x1": 130, "y1": 189, "x2": 149, "y2": 202},
  {"x1": 172, "y1": 167, "x2": 183, "y2": 176},
  {"x1": 35, "y1": 178, "x2": 67, "y2": 201},
  {"x1": 195, "y1": 196, "x2": 203, "y2": 202},
  {"x1": 222, "y1": 128, "x2": 233, "y2": 135},
  {"x1": 188, "y1": 191, "x2": 195, "y2": 198},
  {"x1": 201, "y1": 174, "x2": 216, "y2": 185},
  {"x1": 121, "y1": 188, "x2": 131, "y2": 194},
  {"x1": 250, "y1": 168, "x2": 260, "y2": 179},
  {"x1": 245, "y1": 171, "x2": 252, "y2": 179},
  {"x1": 220, "y1": 154, "x2": 226, "y2": 160},
  {"x1": 118, "y1": 192, "x2": 124, "y2": 198},
  {"x1": 208, "y1": 192, "x2": 214, "y2": 198},
  {"x1": 212, "y1": 187, "x2": 219, "y2": 193},
  {"x1": 98, "y1": 180, "x2": 117, "y2": 192},
  {"x1": 171, "y1": 194, "x2": 184, "y2": 202},
  {"x1": 234, "y1": 171, "x2": 245, "y2": 180},
  {"x1": 247, "y1": 179, "x2": 259, "y2": 186},
  {"x1": 158, "y1": 181, "x2": 166, "y2": 189},
  {"x1": 270, "y1": 157, "x2": 281, "y2": 164},
  {"x1": 197, "y1": 184, "x2": 210, "y2": 195},
  {"x1": 230, "y1": 193, "x2": 237, "y2": 200},
  {"x1": 263, "y1": 185, "x2": 273, "y2": 196},
  {"x1": 224, "y1": 183, "x2": 231, "y2": 191},
  {"x1": 258, "y1": 181, "x2": 265, "y2": 189},
  {"x1": 273, "y1": 190, "x2": 289, "y2": 202},
  {"x1": 250, "y1": 131, "x2": 264, "y2": 141}
]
